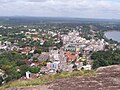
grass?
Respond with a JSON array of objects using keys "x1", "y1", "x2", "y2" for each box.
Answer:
[{"x1": 0, "y1": 70, "x2": 96, "y2": 89}]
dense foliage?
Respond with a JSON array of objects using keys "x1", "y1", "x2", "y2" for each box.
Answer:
[
  {"x1": 0, "y1": 52, "x2": 39, "y2": 85},
  {"x1": 91, "y1": 50, "x2": 120, "y2": 68}
]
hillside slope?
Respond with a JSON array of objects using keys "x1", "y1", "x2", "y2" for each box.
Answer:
[{"x1": 4, "y1": 65, "x2": 120, "y2": 90}]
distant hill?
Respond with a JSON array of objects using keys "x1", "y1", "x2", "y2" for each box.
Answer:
[{"x1": 0, "y1": 16, "x2": 120, "y2": 24}]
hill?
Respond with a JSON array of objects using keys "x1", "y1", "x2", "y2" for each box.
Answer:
[{"x1": 2, "y1": 65, "x2": 120, "y2": 90}]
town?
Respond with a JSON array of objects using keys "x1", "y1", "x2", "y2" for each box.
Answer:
[{"x1": 0, "y1": 20, "x2": 120, "y2": 85}]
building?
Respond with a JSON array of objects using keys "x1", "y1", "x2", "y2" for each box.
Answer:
[{"x1": 26, "y1": 71, "x2": 31, "y2": 79}]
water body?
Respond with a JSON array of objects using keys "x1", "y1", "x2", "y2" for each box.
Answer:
[{"x1": 105, "y1": 31, "x2": 120, "y2": 42}]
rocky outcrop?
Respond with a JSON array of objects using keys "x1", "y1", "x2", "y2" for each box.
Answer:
[
  {"x1": 48, "y1": 65, "x2": 120, "y2": 90},
  {"x1": 4, "y1": 65, "x2": 120, "y2": 90}
]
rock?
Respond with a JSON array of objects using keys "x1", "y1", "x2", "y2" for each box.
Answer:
[
  {"x1": 47, "y1": 65, "x2": 120, "y2": 90},
  {"x1": 4, "y1": 65, "x2": 120, "y2": 90}
]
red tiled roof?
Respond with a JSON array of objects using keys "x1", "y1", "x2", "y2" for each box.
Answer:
[{"x1": 65, "y1": 52, "x2": 78, "y2": 62}]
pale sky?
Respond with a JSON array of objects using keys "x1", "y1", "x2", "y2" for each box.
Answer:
[{"x1": 0, "y1": 0, "x2": 120, "y2": 19}]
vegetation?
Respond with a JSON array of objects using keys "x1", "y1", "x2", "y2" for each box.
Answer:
[
  {"x1": 0, "y1": 70, "x2": 96, "y2": 89},
  {"x1": 0, "y1": 52, "x2": 39, "y2": 85},
  {"x1": 91, "y1": 50, "x2": 120, "y2": 68}
]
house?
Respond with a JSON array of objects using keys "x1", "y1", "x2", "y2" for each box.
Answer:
[
  {"x1": 21, "y1": 50, "x2": 29, "y2": 55},
  {"x1": 28, "y1": 53, "x2": 39, "y2": 62},
  {"x1": 29, "y1": 50, "x2": 35, "y2": 53},
  {"x1": 0, "y1": 69, "x2": 5, "y2": 76},
  {"x1": 65, "y1": 52, "x2": 79, "y2": 63},
  {"x1": 64, "y1": 44, "x2": 76, "y2": 51},
  {"x1": 40, "y1": 39, "x2": 45, "y2": 45},
  {"x1": 24, "y1": 46, "x2": 32, "y2": 50},
  {"x1": 4, "y1": 41, "x2": 11, "y2": 45},
  {"x1": 117, "y1": 45, "x2": 120, "y2": 50},
  {"x1": 75, "y1": 62, "x2": 83, "y2": 70},
  {"x1": 50, "y1": 49, "x2": 59, "y2": 54},
  {"x1": 30, "y1": 63, "x2": 36, "y2": 67},
  {"x1": 32, "y1": 36, "x2": 40, "y2": 41},
  {"x1": 49, "y1": 49, "x2": 60, "y2": 61},
  {"x1": 75, "y1": 61, "x2": 81, "y2": 66},
  {"x1": 46, "y1": 61, "x2": 60, "y2": 70},
  {"x1": 26, "y1": 71, "x2": 31, "y2": 79},
  {"x1": 40, "y1": 66, "x2": 49, "y2": 74},
  {"x1": 82, "y1": 65, "x2": 92, "y2": 70},
  {"x1": 21, "y1": 46, "x2": 32, "y2": 55},
  {"x1": 38, "y1": 54, "x2": 49, "y2": 62},
  {"x1": 0, "y1": 45, "x2": 8, "y2": 50},
  {"x1": 83, "y1": 46, "x2": 93, "y2": 54},
  {"x1": 66, "y1": 64, "x2": 74, "y2": 72}
]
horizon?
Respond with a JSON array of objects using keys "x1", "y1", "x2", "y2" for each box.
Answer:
[{"x1": 0, "y1": 16, "x2": 120, "y2": 20}]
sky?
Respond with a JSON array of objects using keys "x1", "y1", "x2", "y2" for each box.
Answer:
[{"x1": 0, "y1": 0, "x2": 120, "y2": 19}]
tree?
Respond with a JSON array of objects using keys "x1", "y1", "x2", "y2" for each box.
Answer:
[
  {"x1": 20, "y1": 65, "x2": 29, "y2": 76},
  {"x1": 91, "y1": 50, "x2": 120, "y2": 69},
  {"x1": 29, "y1": 67, "x2": 39, "y2": 73}
]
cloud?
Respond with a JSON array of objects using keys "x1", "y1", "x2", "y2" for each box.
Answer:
[
  {"x1": 0, "y1": 0, "x2": 120, "y2": 19},
  {"x1": 27, "y1": 0, "x2": 49, "y2": 2},
  {"x1": 0, "y1": 0, "x2": 15, "y2": 3}
]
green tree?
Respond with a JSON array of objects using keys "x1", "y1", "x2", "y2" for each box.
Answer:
[
  {"x1": 91, "y1": 50, "x2": 120, "y2": 68},
  {"x1": 29, "y1": 67, "x2": 39, "y2": 73}
]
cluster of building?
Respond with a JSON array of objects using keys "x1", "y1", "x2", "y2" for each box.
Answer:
[
  {"x1": 0, "y1": 25, "x2": 116, "y2": 80},
  {"x1": 24, "y1": 30, "x2": 109, "y2": 79}
]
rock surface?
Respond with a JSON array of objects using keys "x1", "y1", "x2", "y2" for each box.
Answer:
[{"x1": 4, "y1": 65, "x2": 120, "y2": 90}]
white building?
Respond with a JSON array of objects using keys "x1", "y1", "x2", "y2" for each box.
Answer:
[
  {"x1": 26, "y1": 71, "x2": 31, "y2": 79},
  {"x1": 82, "y1": 65, "x2": 92, "y2": 70}
]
